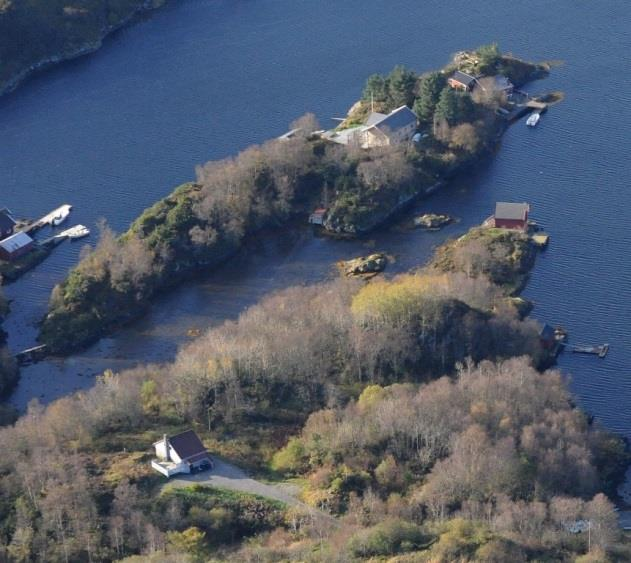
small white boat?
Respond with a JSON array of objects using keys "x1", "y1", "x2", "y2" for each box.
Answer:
[
  {"x1": 526, "y1": 112, "x2": 541, "y2": 127},
  {"x1": 50, "y1": 204, "x2": 72, "y2": 226},
  {"x1": 63, "y1": 225, "x2": 90, "y2": 240}
]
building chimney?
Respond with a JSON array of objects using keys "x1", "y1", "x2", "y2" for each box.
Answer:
[{"x1": 163, "y1": 434, "x2": 170, "y2": 461}]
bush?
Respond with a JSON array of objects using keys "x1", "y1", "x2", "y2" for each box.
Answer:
[
  {"x1": 271, "y1": 437, "x2": 309, "y2": 474},
  {"x1": 347, "y1": 519, "x2": 427, "y2": 557}
]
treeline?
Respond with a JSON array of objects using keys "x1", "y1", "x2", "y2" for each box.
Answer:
[
  {"x1": 259, "y1": 358, "x2": 629, "y2": 562},
  {"x1": 0, "y1": 0, "x2": 167, "y2": 95}
]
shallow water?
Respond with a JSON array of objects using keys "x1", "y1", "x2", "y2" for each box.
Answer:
[{"x1": 1, "y1": 0, "x2": 631, "y2": 444}]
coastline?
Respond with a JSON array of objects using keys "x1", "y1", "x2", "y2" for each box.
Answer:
[{"x1": 0, "y1": 0, "x2": 168, "y2": 99}]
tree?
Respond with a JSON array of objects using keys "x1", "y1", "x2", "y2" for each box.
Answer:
[
  {"x1": 166, "y1": 527, "x2": 206, "y2": 562},
  {"x1": 290, "y1": 112, "x2": 320, "y2": 136},
  {"x1": 477, "y1": 43, "x2": 501, "y2": 74},
  {"x1": 434, "y1": 87, "x2": 460, "y2": 125},
  {"x1": 362, "y1": 73, "x2": 389, "y2": 103},
  {"x1": 435, "y1": 88, "x2": 475, "y2": 127},
  {"x1": 414, "y1": 71, "x2": 447, "y2": 122},
  {"x1": 449, "y1": 123, "x2": 481, "y2": 153},
  {"x1": 387, "y1": 65, "x2": 417, "y2": 108}
]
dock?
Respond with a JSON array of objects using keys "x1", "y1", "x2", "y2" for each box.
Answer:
[
  {"x1": 21, "y1": 204, "x2": 72, "y2": 234},
  {"x1": 566, "y1": 343, "x2": 609, "y2": 358},
  {"x1": 15, "y1": 344, "x2": 48, "y2": 366},
  {"x1": 502, "y1": 90, "x2": 549, "y2": 122}
]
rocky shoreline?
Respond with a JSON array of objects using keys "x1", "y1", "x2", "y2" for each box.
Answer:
[{"x1": 0, "y1": 0, "x2": 167, "y2": 98}]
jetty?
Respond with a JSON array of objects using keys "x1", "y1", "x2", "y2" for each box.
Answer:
[
  {"x1": 21, "y1": 204, "x2": 72, "y2": 234},
  {"x1": 566, "y1": 343, "x2": 609, "y2": 358},
  {"x1": 15, "y1": 344, "x2": 48, "y2": 366}
]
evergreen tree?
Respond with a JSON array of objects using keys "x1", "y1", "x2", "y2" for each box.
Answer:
[
  {"x1": 363, "y1": 73, "x2": 389, "y2": 103},
  {"x1": 414, "y1": 71, "x2": 447, "y2": 122},
  {"x1": 435, "y1": 88, "x2": 475, "y2": 125},
  {"x1": 476, "y1": 43, "x2": 501, "y2": 74},
  {"x1": 434, "y1": 87, "x2": 460, "y2": 124},
  {"x1": 387, "y1": 65, "x2": 418, "y2": 108}
]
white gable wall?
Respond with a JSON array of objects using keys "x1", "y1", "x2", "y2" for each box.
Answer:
[{"x1": 155, "y1": 439, "x2": 183, "y2": 464}]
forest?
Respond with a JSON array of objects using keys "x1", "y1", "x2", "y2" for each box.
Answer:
[
  {"x1": 0, "y1": 0, "x2": 166, "y2": 95},
  {"x1": 39, "y1": 46, "x2": 548, "y2": 355},
  {"x1": 0, "y1": 224, "x2": 628, "y2": 561}
]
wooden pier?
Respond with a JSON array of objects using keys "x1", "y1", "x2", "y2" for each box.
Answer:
[{"x1": 21, "y1": 204, "x2": 72, "y2": 235}]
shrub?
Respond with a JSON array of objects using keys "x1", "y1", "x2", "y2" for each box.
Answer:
[{"x1": 347, "y1": 519, "x2": 427, "y2": 557}]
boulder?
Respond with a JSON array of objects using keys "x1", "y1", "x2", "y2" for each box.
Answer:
[
  {"x1": 414, "y1": 213, "x2": 452, "y2": 229},
  {"x1": 341, "y1": 253, "x2": 388, "y2": 276}
]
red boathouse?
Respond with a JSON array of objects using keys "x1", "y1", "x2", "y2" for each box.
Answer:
[{"x1": 492, "y1": 202, "x2": 530, "y2": 231}]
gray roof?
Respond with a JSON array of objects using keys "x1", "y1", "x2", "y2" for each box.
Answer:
[
  {"x1": 451, "y1": 71, "x2": 477, "y2": 87},
  {"x1": 368, "y1": 105, "x2": 417, "y2": 137},
  {"x1": 0, "y1": 231, "x2": 33, "y2": 253},
  {"x1": 495, "y1": 202, "x2": 530, "y2": 221},
  {"x1": 168, "y1": 429, "x2": 209, "y2": 462},
  {"x1": 365, "y1": 112, "x2": 387, "y2": 127},
  {"x1": 0, "y1": 209, "x2": 16, "y2": 233}
]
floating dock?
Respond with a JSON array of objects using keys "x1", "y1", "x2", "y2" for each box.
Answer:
[{"x1": 567, "y1": 343, "x2": 609, "y2": 358}]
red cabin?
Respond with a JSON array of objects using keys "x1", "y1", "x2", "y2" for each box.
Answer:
[{"x1": 492, "y1": 202, "x2": 530, "y2": 231}]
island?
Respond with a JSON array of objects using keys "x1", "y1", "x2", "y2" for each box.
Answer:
[
  {"x1": 38, "y1": 45, "x2": 552, "y2": 355},
  {"x1": 0, "y1": 0, "x2": 168, "y2": 96}
]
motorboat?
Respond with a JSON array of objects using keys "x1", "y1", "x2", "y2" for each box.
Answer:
[{"x1": 526, "y1": 112, "x2": 541, "y2": 127}]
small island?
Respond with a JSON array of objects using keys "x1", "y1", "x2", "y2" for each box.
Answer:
[{"x1": 38, "y1": 45, "x2": 551, "y2": 355}]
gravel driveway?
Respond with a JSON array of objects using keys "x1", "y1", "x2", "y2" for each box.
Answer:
[{"x1": 164, "y1": 457, "x2": 301, "y2": 506}]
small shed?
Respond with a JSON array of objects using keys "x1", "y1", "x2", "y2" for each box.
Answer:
[
  {"x1": 0, "y1": 231, "x2": 34, "y2": 261},
  {"x1": 309, "y1": 208, "x2": 327, "y2": 225},
  {"x1": 492, "y1": 202, "x2": 530, "y2": 231},
  {"x1": 448, "y1": 71, "x2": 478, "y2": 91},
  {"x1": 0, "y1": 208, "x2": 16, "y2": 240},
  {"x1": 151, "y1": 429, "x2": 213, "y2": 478}
]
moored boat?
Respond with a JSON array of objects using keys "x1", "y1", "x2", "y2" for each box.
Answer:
[
  {"x1": 526, "y1": 112, "x2": 541, "y2": 127},
  {"x1": 50, "y1": 204, "x2": 72, "y2": 226},
  {"x1": 61, "y1": 224, "x2": 90, "y2": 240}
]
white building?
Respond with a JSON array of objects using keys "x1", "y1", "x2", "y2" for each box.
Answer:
[
  {"x1": 151, "y1": 429, "x2": 213, "y2": 478},
  {"x1": 322, "y1": 105, "x2": 418, "y2": 149}
]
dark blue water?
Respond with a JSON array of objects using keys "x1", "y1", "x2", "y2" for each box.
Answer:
[{"x1": 1, "y1": 0, "x2": 631, "y2": 444}]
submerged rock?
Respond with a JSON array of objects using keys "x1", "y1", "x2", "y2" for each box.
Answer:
[
  {"x1": 341, "y1": 253, "x2": 388, "y2": 276},
  {"x1": 414, "y1": 213, "x2": 453, "y2": 229}
]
